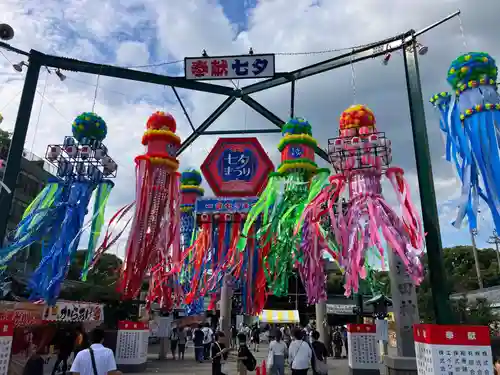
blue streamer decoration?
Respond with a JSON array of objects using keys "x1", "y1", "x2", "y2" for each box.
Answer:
[{"x1": 431, "y1": 52, "x2": 500, "y2": 233}]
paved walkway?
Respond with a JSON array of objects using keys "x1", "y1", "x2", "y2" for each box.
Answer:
[{"x1": 131, "y1": 343, "x2": 349, "y2": 375}]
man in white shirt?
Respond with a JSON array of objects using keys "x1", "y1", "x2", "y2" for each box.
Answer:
[
  {"x1": 287, "y1": 329, "x2": 312, "y2": 375},
  {"x1": 201, "y1": 323, "x2": 213, "y2": 360},
  {"x1": 70, "y1": 328, "x2": 121, "y2": 375}
]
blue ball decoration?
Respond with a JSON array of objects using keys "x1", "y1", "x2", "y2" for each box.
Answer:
[
  {"x1": 282, "y1": 117, "x2": 312, "y2": 136},
  {"x1": 72, "y1": 112, "x2": 107, "y2": 143},
  {"x1": 180, "y1": 169, "x2": 202, "y2": 186}
]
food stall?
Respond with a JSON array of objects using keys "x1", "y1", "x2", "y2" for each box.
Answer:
[{"x1": 6, "y1": 300, "x2": 104, "y2": 375}]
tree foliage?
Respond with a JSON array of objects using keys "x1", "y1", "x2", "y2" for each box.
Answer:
[
  {"x1": 451, "y1": 297, "x2": 495, "y2": 326},
  {"x1": 418, "y1": 246, "x2": 500, "y2": 323},
  {"x1": 59, "y1": 250, "x2": 123, "y2": 302},
  {"x1": 0, "y1": 129, "x2": 11, "y2": 159}
]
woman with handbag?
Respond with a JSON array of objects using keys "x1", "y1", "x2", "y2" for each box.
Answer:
[
  {"x1": 288, "y1": 329, "x2": 312, "y2": 375},
  {"x1": 310, "y1": 331, "x2": 328, "y2": 375},
  {"x1": 268, "y1": 330, "x2": 287, "y2": 375}
]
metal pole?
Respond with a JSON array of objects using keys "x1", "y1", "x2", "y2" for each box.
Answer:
[
  {"x1": 403, "y1": 36, "x2": 453, "y2": 324},
  {"x1": 220, "y1": 275, "x2": 231, "y2": 346},
  {"x1": 496, "y1": 241, "x2": 500, "y2": 274},
  {"x1": 315, "y1": 240, "x2": 327, "y2": 342},
  {"x1": 295, "y1": 274, "x2": 299, "y2": 310},
  {"x1": 0, "y1": 57, "x2": 41, "y2": 244},
  {"x1": 290, "y1": 79, "x2": 295, "y2": 118},
  {"x1": 470, "y1": 230, "x2": 483, "y2": 289}
]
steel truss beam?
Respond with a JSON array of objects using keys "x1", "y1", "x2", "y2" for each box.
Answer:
[{"x1": 30, "y1": 50, "x2": 234, "y2": 96}]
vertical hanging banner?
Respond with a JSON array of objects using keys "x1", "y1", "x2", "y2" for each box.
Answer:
[
  {"x1": 200, "y1": 137, "x2": 274, "y2": 197},
  {"x1": 185, "y1": 54, "x2": 275, "y2": 80},
  {"x1": 116, "y1": 321, "x2": 149, "y2": 372},
  {"x1": 414, "y1": 324, "x2": 492, "y2": 375},
  {"x1": 347, "y1": 324, "x2": 379, "y2": 374},
  {"x1": 0, "y1": 321, "x2": 13, "y2": 375}
]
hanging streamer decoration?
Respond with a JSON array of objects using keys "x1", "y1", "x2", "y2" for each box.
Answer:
[
  {"x1": 0, "y1": 112, "x2": 115, "y2": 305},
  {"x1": 81, "y1": 180, "x2": 114, "y2": 281},
  {"x1": 299, "y1": 105, "x2": 424, "y2": 296},
  {"x1": 118, "y1": 111, "x2": 182, "y2": 310},
  {"x1": 183, "y1": 211, "x2": 240, "y2": 310},
  {"x1": 237, "y1": 117, "x2": 332, "y2": 307},
  {"x1": 430, "y1": 52, "x2": 500, "y2": 233},
  {"x1": 179, "y1": 169, "x2": 205, "y2": 315}
]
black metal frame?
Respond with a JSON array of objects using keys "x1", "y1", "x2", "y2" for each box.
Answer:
[{"x1": 0, "y1": 10, "x2": 460, "y2": 323}]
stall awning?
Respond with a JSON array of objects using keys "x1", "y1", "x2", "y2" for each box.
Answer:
[{"x1": 259, "y1": 310, "x2": 299, "y2": 323}]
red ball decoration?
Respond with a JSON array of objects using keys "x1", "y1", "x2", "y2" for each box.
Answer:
[
  {"x1": 339, "y1": 104, "x2": 376, "y2": 131},
  {"x1": 146, "y1": 111, "x2": 177, "y2": 132}
]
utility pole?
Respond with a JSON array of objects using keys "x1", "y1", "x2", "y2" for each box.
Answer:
[
  {"x1": 470, "y1": 229, "x2": 484, "y2": 289},
  {"x1": 487, "y1": 230, "x2": 500, "y2": 274}
]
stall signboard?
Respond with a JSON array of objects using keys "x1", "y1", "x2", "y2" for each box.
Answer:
[
  {"x1": 347, "y1": 324, "x2": 379, "y2": 370},
  {"x1": 42, "y1": 301, "x2": 104, "y2": 322},
  {"x1": 0, "y1": 321, "x2": 13, "y2": 375},
  {"x1": 414, "y1": 324, "x2": 492, "y2": 375},
  {"x1": 201, "y1": 137, "x2": 274, "y2": 197},
  {"x1": 116, "y1": 321, "x2": 149, "y2": 366},
  {"x1": 185, "y1": 54, "x2": 275, "y2": 80},
  {"x1": 0, "y1": 302, "x2": 44, "y2": 327},
  {"x1": 326, "y1": 303, "x2": 355, "y2": 315},
  {"x1": 195, "y1": 197, "x2": 259, "y2": 214}
]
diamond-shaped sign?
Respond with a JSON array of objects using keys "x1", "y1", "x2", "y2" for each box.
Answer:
[{"x1": 201, "y1": 137, "x2": 274, "y2": 197}]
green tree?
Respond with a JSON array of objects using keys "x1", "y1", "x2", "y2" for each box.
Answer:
[
  {"x1": 451, "y1": 297, "x2": 495, "y2": 326},
  {"x1": 0, "y1": 129, "x2": 11, "y2": 159},
  {"x1": 416, "y1": 246, "x2": 499, "y2": 323},
  {"x1": 326, "y1": 271, "x2": 344, "y2": 294},
  {"x1": 59, "y1": 251, "x2": 123, "y2": 302}
]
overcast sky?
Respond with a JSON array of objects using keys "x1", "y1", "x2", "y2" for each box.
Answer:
[{"x1": 0, "y1": 0, "x2": 499, "y2": 257}]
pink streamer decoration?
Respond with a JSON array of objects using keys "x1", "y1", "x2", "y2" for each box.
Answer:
[{"x1": 301, "y1": 168, "x2": 424, "y2": 297}]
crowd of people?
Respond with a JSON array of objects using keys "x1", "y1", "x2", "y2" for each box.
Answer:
[
  {"x1": 161, "y1": 320, "x2": 353, "y2": 375},
  {"x1": 164, "y1": 321, "x2": 344, "y2": 375}
]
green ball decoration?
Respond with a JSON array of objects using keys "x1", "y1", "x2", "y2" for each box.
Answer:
[
  {"x1": 447, "y1": 52, "x2": 497, "y2": 90},
  {"x1": 72, "y1": 112, "x2": 107, "y2": 143},
  {"x1": 180, "y1": 169, "x2": 202, "y2": 186}
]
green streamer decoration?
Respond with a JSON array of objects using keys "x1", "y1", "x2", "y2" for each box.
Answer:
[
  {"x1": 16, "y1": 182, "x2": 62, "y2": 238},
  {"x1": 237, "y1": 117, "x2": 335, "y2": 297},
  {"x1": 82, "y1": 180, "x2": 114, "y2": 281}
]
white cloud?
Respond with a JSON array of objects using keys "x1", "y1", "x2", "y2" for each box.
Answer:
[{"x1": 115, "y1": 42, "x2": 150, "y2": 66}]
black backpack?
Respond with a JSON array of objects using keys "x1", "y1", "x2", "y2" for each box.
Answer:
[{"x1": 244, "y1": 348, "x2": 257, "y2": 371}]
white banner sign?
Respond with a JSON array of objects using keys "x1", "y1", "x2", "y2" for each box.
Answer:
[
  {"x1": 185, "y1": 54, "x2": 275, "y2": 80},
  {"x1": 326, "y1": 304, "x2": 355, "y2": 315},
  {"x1": 116, "y1": 322, "x2": 149, "y2": 366},
  {"x1": 42, "y1": 301, "x2": 104, "y2": 322}
]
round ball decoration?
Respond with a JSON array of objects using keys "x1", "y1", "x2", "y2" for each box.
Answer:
[
  {"x1": 180, "y1": 169, "x2": 202, "y2": 187},
  {"x1": 146, "y1": 111, "x2": 177, "y2": 132},
  {"x1": 282, "y1": 117, "x2": 312, "y2": 136},
  {"x1": 447, "y1": 52, "x2": 497, "y2": 91},
  {"x1": 72, "y1": 112, "x2": 107, "y2": 143},
  {"x1": 339, "y1": 104, "x2": 376, "y2": 131}
]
